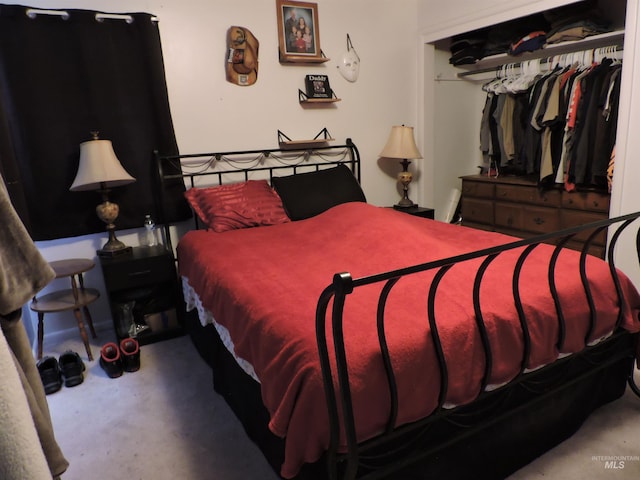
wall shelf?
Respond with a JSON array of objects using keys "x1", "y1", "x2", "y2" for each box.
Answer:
[
  {"x1": 457, "y1": 29, "x2": 624, "y2": 78},
  {"x1": 279, "y1": 48, "x2": 330, "y2": 65},
  {"x1": 298, "y1": 89, "x2": 341, "y2": 104},
  {"x1": 277, "y1": 128, "x2": 334, "y2": 148}
]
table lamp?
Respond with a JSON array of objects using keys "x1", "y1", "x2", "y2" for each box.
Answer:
[
  {"x1": 70, "y1": 132, "x2": 136, "y2": 257},
  {"x1": 379, "y1": 125, "x2": 423, "y2": 208}
]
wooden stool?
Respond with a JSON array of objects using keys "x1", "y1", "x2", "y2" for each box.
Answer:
[{"x1": 30, "y1": 258, "x2": 99, "y2": 361}]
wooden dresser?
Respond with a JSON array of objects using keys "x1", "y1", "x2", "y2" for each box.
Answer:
[{"x1": 460, "y1": 175, "x2": 610, "y2": 257}]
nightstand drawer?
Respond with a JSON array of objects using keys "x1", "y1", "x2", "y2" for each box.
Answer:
[
  {"x1": 99, "y1": 245, "x2": 184, "y2": 345},
  {"x1": 102, "y1": 253, "x2": 175, "y2": 291}
]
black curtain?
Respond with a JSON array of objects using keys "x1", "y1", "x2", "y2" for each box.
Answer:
[{"x1": 0, "y1": 4, "x2": 190, "y2": 241}]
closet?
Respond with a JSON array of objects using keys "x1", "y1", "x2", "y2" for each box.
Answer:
[{"x1": 419, "y1": 0, "x2": 632, "y2": 258}]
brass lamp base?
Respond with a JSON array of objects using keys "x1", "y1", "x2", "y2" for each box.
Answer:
[
  {"x1": 95, "y1": 189, "x2": 131, "y2": 257},
  {"x1": 97, "y1": 225, "x2": 132, "y2": 257},
  {"x1": 394, "y1": 198, "x2": 416, "y2": 209},
  {"x1": 395, "y1": 159, "x2": 416, "y2": 208}
]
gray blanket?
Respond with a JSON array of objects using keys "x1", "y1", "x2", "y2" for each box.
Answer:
[
  {"x1": 0, "y1": 173, "x2": 69, "y2": 479},
  {"x1": 0, "y1": 175, "x2": 55, "y2": 315}
]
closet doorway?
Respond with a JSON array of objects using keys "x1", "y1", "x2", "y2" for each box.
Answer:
[{"x1": 419, "y1": 0, "x2": 629, "y2": 224}]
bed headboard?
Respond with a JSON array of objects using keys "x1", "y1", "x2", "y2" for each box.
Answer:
[{"x1": 154, "y1": 138, "x2": 361, "y2": 251}]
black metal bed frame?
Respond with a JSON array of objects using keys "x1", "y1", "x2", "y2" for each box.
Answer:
[
  {"x1": 316, "y1": 212, "x2": 640, "y2": 480},
  {"x1": 155, "y1": 141, "x2": 640, "y2": 480},
  {"x1": 154, "y1": 139, "x2": 360, "y2": 252}
]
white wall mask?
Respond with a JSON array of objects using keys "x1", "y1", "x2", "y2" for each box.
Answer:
[{"x1": 337, "y1": 34, "x2": 360, "y2": 82}]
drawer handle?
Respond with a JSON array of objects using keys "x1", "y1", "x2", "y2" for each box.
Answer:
[
  {"x1": 533, "y1": 217, "x2": 545, "y2": 225},
  {"x1": 128, "y1": 270, "x2": 152, "y2": 278}
]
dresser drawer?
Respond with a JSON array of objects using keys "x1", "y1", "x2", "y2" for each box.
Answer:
[
  {"x1": 521, "y1": 205, "x2": 560, "y2": 234},
  {"x1": 462, "y1": 197, "x2": 493, "y2": 225},
  {"x1": 495, "y1": 203, "x2": 560, "y2": 234},
  {"x1": 562, "y1": 191, "x2": 610, "y2": 213},
  {"x1": 560, "y1": 210, "x2": 609, "y2": 246},
  {"x1": 462, "y1": 180, "x2": 494, "y2": 199},
  {"x1": 459, "y1": 175, "x2": 610, "y2": 256},
  {"x1": 495, "y1": 184, "x2": 561, "y2": 207},
  {"x1": 494, "y1": 184, "x2": 521, "y2": 203},
  {"x1": 495, "y1": 202, "x2": 524, "y2": 231},
  {"x1": 520, "y1": 187, "x2": 561, "y2": 207}
]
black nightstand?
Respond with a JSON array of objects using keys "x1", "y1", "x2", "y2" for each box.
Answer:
[
  {"x1": 392, "y1": 206, "x2": 435, "y2": 219},
  {"x1": 99, "y1": 245, "x2": 185, "y2": 345}
]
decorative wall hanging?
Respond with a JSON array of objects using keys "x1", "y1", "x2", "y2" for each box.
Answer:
[
  {"x1": 276, "y1": 0, "x2": 327, "y2": 63},
  {"x1": 337, "y1": 34, "x2": 360, "y2": 82},
  {"x1": 225, "y1": 26, "x2": 259, "y2": 86}
]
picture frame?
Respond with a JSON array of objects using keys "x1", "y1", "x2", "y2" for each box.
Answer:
[{"x1": 276, "y1": 0, "x2": 326, "y2": 63}]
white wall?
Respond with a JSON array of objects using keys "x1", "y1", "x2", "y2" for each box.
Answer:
[{"x1": 5, "y1": 0, "x2": 420, "y2": 337}]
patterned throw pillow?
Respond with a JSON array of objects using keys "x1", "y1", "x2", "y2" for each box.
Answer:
[{"x1": 184, "y1": 180, "x2": 290, "y2": 232}]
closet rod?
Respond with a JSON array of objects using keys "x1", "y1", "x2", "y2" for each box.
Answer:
[
  {"x1": 457, "y1": 46, "x2": 624, "y2": 78},
  {"x1": 457, "y1": 60, "x2": 541, "y2": 78}
]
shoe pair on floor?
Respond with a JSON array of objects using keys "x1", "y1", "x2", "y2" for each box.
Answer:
[
  {"x1": 99, "y1": 338, "x2": 140, "y2": 378},
  {"x1": 37, "y1": 351, "x2": 85, "y2": 395}
]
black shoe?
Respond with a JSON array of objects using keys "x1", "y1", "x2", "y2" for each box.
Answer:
[
  {"x1": 37, "y1": 356, "x2": 62, "y2": 394},
  {"x1": 58, "y1": 350, "x2": 85, "y2": 387},
  {"x1": 120, "y1": 338, "x2": 140, "y2": 372},
  {"x1": 99, "y1": 342, "x2": 123, "y2": 378}
]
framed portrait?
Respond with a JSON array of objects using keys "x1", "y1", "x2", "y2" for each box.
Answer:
[{"x1": 276, "y1": 0, "x2": 326, "y2": 63}]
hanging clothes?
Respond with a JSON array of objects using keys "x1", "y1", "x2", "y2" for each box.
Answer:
[{"x1": 478, "y1": 51, "x2": 622, "y2": 191}]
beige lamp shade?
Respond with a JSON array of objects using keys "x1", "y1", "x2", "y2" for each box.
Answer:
[
  {"x1": 379, "y1": 125, "x2": 423, "y2": 160},
  {"x1": 70, "y1": 138, "x2": 135, "y2": 191}
]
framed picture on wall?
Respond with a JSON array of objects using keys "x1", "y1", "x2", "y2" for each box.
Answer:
[{"x1": 276, "y1": 0, "x2": 326, "y2": 63}]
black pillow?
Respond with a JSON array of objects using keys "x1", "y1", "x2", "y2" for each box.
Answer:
[{"x1": 272, "y1": 164, "x2": 366, "y2": 221}]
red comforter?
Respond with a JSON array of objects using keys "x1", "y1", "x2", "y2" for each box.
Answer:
[{"x1": 177, "y1": 202, "x2": 640, "y2": 478}]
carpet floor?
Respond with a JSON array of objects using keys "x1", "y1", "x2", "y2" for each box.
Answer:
[{"x1": 44, "y1": 325, "x2": 640, "y2": 480}]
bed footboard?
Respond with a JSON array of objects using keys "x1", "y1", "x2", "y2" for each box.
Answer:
[{"x1": 316, "y1": 212, "x2": 640, "y2": 480}]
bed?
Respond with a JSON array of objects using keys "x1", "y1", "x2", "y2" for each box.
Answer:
[{"x1": 155, "y1": 140, "x2": 640, "y2": 480}]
